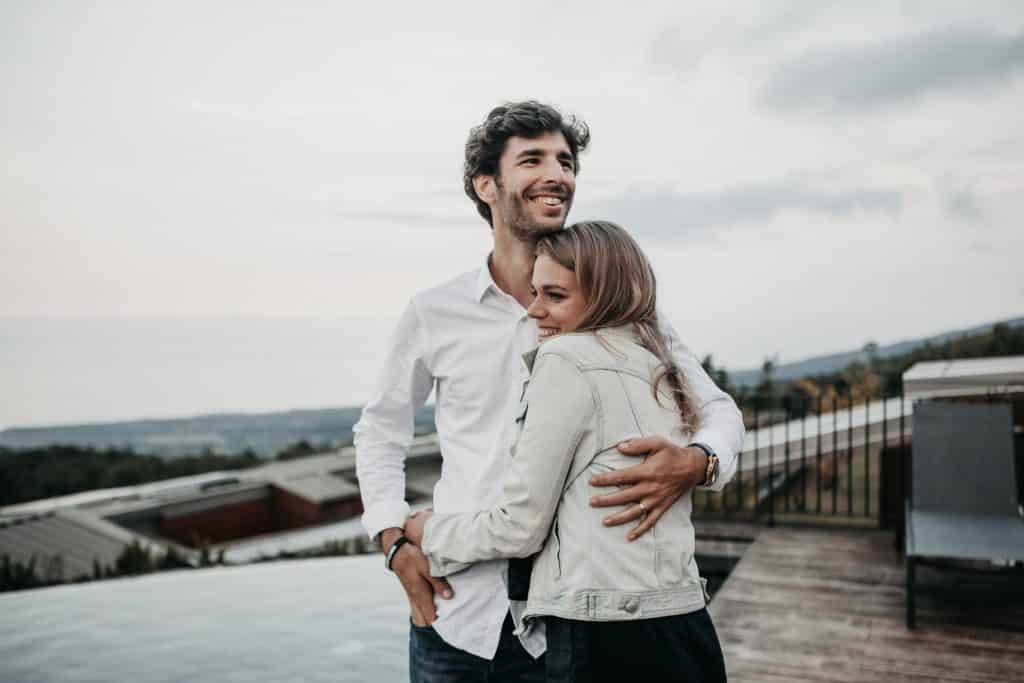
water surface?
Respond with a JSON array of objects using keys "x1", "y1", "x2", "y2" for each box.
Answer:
[{"x1": 0, "y1": 555, "x2": 410, "y2": 682}]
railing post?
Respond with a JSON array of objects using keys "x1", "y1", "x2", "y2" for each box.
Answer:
[
  {"x1": 816, "y1": 394, "x2": 823, "y2": 515},
  {"x1": 847, "y1": 393, "x2": 854, "y2": 517},
  {"x1": 801, "y1": 394, "x2": 808, "y2": 512},
  {"x1": 880, "y1": 393, "x2": 887, "y2": 529},
  {"x1": 832, "y1": 395, "x2": 838, "y2": 516},
  {"x1": 865, "y1": 395, "x2": 870, "y2": 518},
  {"x1": 768, "y1": 394, "x2": 775, "y2": 527},
  {"x1": 784, "y1": 394, "x2": 791, "y2": 514},
  {"x1": 754, "y1": 396, "x2": 760, "y2": 523}
]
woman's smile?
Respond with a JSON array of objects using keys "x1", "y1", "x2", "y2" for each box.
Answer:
[{"x1": 527, "y1": 254, "x2": 587, "y2": 343}]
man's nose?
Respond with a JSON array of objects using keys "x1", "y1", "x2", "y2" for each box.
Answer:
[{"x1": 540, "y1": 158, "x2": 570, "y2": 183}]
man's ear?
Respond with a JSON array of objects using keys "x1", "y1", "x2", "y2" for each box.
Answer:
[{"x1": 473, "y1": 174, "x2": 496, "y2": 205}]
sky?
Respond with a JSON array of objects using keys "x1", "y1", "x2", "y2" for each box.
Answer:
[{"x1": 2, "y1": 1, "x2": 1023, "y2": 426}]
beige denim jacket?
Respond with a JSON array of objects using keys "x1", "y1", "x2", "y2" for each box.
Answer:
[{"x1": 421, "y1": 325, "x2": 710, "y2": 623}]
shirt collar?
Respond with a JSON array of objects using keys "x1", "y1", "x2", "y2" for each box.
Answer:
[{"x1": 473, "y1": 255, "x2": 497, "y2": 303}]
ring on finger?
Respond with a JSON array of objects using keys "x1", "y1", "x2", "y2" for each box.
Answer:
[{"x1": 638, "y1": 501, "x2": 647, "y2": 515}]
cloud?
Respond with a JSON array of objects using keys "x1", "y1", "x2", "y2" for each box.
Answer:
[
  {"x1": 586, "y1": 181, "x2": 903, "y2": 239},
  {"x1": 330, "y1": 208, "x2": 481, "y2": 229},
  {"x1": 763, "y1": 25, "x2": 1024, "y2": 110},
  {"x1": 944, "y1": 189, "x2": 986, "y2": 221}
]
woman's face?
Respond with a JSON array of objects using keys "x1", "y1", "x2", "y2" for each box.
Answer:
[{"x1": 527, "y1": 254, "x2": 587, "y2": 343}]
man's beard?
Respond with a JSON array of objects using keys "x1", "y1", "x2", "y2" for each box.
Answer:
[{"x1": 496, "y1": 186, "x2": 571, "y2": 243}]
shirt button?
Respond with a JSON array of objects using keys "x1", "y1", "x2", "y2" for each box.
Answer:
[{"x1": 623, "y1": 597, "x2": 639, "y2": 613}]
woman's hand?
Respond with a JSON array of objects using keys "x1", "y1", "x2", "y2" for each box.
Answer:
[
  {"x1": 404, "y1": 509, "x2": 434, "y2": 547},
  {"x1": 588, "y1": 436, "x2": 707, "y2": 541}
]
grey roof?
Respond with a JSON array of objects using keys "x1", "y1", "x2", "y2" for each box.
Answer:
[
  {"x1": 269, "y1": 474, "x2": 360, "y2": 504},
  {"x1": 903, "y1": 355, "x2": 1024, "y2": 399},
  {"x1": 0, "y1": 434, "x2": 442, "y2": 519},
  {"x1": 0, "y1": 509, "x2": 173, "y2": 581}
]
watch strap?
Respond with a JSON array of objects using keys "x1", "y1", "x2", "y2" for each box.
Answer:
[{"x1": 688, "y1": 442, "x2": 718, "y2": 486}]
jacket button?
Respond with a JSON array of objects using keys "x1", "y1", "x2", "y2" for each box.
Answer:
[{"x1": 623, "y1": 598, "x2": 639, "y2": 613}]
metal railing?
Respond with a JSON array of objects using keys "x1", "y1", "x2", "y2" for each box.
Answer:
[{"x1": 692, "y1": 391, "x2": 912, "y2": 528}]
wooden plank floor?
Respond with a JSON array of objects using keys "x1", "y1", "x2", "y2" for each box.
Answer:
[{"x1": 709, "y1": 527, "x2": 1024, "y2": 683}]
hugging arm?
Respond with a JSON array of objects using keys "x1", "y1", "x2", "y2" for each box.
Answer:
[
  {"x1": 419, "y1": 353, "x2": 594, "y2": 577},
  {"x1": 590, "y1": 318, "x2": 746, "y2": 538}
]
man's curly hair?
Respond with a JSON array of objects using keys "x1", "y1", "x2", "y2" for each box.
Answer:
[{"x1": 463, "y1": 101, "x2": 591, "y2": 227}]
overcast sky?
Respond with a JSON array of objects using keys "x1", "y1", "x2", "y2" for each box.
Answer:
[{"x1": 2, "y1": 1, "x2": 1023, "y2": 425}]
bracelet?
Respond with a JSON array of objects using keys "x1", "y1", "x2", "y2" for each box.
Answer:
[{"x1": 385, "y1": 536, "x2": 411, "y2": 571}]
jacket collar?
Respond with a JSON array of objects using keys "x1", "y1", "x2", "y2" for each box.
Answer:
[{"x1": 520, "y1": 324, "x2": 639, "y2": 373}]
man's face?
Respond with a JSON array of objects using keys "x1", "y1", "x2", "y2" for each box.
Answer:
[{"x1": 489, "y1": 131, "x2": 576, "y2": 241}]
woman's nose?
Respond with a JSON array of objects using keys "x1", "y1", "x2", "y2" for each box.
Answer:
[{"x1": 527, "y1": 296, "x2": 544, "y2": 319}]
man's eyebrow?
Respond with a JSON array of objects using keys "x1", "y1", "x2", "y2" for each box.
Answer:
[{"x1": 514, "y1": 147, "x2": 547, "y2": 160}]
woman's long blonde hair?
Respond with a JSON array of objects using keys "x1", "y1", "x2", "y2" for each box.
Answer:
[{"x1": 534, "y1": 220, "x2": 701, "y2": 433}]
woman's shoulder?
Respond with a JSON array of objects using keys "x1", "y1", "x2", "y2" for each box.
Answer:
[
  {"x1": 536, "y1": 331, "x2": 601, "y2": 361},
  {"x1": 537, "y1": 328, "x2": 644, "y2": 366}
]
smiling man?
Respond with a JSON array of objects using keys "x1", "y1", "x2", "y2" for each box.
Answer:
[{"x1": 354, "y1": 101, "x2": 744, "y2": 682}]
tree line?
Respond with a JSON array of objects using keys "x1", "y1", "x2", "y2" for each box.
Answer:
[{"x1": 701, "y1": 322, "x2": 1024, "y2": 414}]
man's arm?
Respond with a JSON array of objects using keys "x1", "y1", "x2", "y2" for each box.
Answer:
[
  {"x1": 354, "y1": 299, "x2": 451, "y2": 625},
  {"x1": 590, "y1": 318, "x2": 745, "y2": 539}
]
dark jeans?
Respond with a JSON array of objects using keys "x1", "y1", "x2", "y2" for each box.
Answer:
[
  {"x1": 408, "y1": 612, "x2": 545, "y2": 683},
  {"x1": 545, "y1": 608, "x2": 728, "y2": 683}
]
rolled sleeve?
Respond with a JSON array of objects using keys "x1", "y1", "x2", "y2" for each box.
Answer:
[
  {"x1": 661, "y1": 318, "x2": 745, "y2": 493},
  {"x1": 354, "y1": 299, "x2": 435, "y2": 540}
]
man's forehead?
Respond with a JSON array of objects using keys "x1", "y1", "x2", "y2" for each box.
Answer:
[{"x1": 503, "y1": 131, "x2": 571, "y2": 157}]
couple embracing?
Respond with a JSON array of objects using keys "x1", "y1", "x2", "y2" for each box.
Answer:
[{"x1": 355, "y1": 101, "x2": 745, "y2": 682}]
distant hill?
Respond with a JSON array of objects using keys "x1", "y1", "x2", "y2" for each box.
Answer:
[
  {"x1": 729, "y1": 316, "x2": 1024, "y2": 388},
  {"x1": 0, "y1": 405, "x2": 437, "y2": 458},
  {"x1": 4, "y1": 317, "x2": 1022, "y2": 456}
]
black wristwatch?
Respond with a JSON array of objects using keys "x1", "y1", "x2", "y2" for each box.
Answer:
[{"x1": 688, "y1": 442, "x2": 719, "y2": 487}]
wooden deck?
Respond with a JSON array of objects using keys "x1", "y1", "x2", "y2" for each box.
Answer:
[{"x1": 709, "y1": 527, "x2": 1024, "y2": 682}]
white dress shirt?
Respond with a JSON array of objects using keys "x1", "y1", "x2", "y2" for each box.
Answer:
[{"x1": 354, "y1": 259, "x2": 744, "y2": 659}]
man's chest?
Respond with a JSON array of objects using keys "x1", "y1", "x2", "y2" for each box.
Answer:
[{"x1": 429, "y1": 306, "x2": 537, "y2": 417}]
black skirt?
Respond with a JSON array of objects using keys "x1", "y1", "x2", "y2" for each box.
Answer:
[{"x1": 544, "y1": 608, "x2": 728, "y2": 683}]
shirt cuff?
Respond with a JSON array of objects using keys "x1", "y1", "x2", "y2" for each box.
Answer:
[
  {"x1": 689, "y1": 429, "x2": 734, "y2": 492},
  {"x1": 361, "y1": 500, "x2": 412, "y2": 541},
  {"x1": 421, "y1": 514, "x2": 473, "y2": 577}
]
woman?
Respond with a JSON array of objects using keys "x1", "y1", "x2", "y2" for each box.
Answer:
[{"x1": 405, "y1": 221, "x2": 728, "y2": 682}]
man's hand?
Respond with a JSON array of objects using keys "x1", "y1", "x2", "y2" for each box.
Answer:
[
  {"x1": 404, "y1": 509, "x2": 433, "y2": 547},
  {"x1": 380, "y1": 527, "x2": 452, "y2": 627},
  {"x1": 588, "y1": 437, "x2": 707, "y2": 541}
]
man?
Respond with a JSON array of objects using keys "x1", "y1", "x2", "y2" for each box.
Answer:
[{"x1": 354, "y1": 101, "x2": 744, "y2": 681}]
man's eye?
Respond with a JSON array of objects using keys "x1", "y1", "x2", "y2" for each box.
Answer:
[{"x1": 548, "y1": 292, "x2": 565, "y2": 301}]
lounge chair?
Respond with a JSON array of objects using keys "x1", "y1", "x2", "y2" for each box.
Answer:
[{"x1": 905, "y1": 401, "x2": 1024, "y2": 628}]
